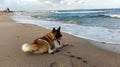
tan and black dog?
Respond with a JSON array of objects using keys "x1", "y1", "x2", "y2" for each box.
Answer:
[{"x1": 21, "y1": 27, "x2": 63, "y2": 54}]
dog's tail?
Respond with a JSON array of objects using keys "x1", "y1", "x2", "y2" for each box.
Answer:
[{"x1": 21, "y1": 43, "x2": 38, "y2": 52}]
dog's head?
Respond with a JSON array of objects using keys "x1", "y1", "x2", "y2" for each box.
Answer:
[{"x1": 52, "y1": 27, "x2": 62, "y2": 40}]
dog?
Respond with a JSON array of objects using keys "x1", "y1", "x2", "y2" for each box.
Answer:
[{"x1": 21, "y1": 27, "x2": 63, "y2": 54}]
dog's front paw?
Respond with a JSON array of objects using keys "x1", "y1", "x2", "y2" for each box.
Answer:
[
  {"x1": 48, "y1": 48, "x2": 56, "y2": 54},
  {"x1": 48, "y1": 50, "x2": 54, "y2": 54}
]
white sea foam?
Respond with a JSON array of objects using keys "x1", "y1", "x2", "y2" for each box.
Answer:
[
  {"x1": 55, "y1": 11, "x2": 105, "y2": 14},
  {"x1": 11, "y1": 12, "x2": 120, "y2": 53},
  {"x1": 104, "y1": 14, "x2": 120, "y2": 18}
]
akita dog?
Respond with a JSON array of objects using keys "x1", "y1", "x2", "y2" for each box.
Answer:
[{"x1": 21, "y1": 27, "x2": 63, "y2": 54}]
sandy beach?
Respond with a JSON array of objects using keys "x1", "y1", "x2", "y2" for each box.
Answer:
[{"x1": 0, "y1": 12, "x2": 120, "y2": 67}]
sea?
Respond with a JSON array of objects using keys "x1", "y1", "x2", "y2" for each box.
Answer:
[{"x1": 12, "y1": 8, "x2": 120, "y2": 53}]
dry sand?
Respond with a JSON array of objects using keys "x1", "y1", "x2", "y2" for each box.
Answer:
[{"x1": 0, "y1": 12, "x2": 120, "y2": 67}]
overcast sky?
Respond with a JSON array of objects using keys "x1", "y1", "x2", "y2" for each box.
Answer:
[{"x1": 0, "y1": 0, "x2": 120, "y2": 10}]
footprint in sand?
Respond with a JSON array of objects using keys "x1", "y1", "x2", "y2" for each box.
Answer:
[
  {"x1": 70, "y1": 55, "x2": 75, "y2": 58},
  {"x1": 61, "y1": 44, "x2": 89, "y2": 65},
  {"x1": 17, "y1": 36, "x2": 20, "y2": 38},
  {"x1": 55, "y1": 44, "x2": 94, "y2": 66},
  {"x1": 76, "y1": 56, "x2": 83, "y2": 60},
  {"x1": 67, "y1": 51, "x2": 71, "y2": 54},
  {"x1": 82, "y1": 60, "x2": 88, "y2": 64},
  {"x1": 68, "y1": 53, "x2": 97, "y2": 67},
  {"x1": 50, "y1": 62, "x2": 58, "y2": 67},
  {"x1": 50, "y1": 62, "x2": 62, "y2": 67},
  {"x1": 66, "y1": 52, "x2": 88, "y2": 64}
]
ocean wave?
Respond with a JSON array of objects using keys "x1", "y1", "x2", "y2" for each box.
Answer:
[
  {"x1": 55, "y1": 11, "x2": 105, "y2": 14},
  {"x1": 104, "y1": 14, "x2": 120, "y2": 18},
  {"x1": 82, "y1": 14, "x2": 120, "y2": 19}
]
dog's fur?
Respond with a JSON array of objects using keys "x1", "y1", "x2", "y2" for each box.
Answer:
[{"x1": 21, "y1": 27, "x2": 63, "y2": 54}]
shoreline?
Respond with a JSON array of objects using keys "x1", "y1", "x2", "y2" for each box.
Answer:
[{"x1": 0, "y1": 12, "x2": 120, "y2": 67}]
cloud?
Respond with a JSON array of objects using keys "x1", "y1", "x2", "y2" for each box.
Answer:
[
  {"x1": 4, "y1": 0, "x2": 41, "y2": 6},
  {"x1": 81, "y1": 0, "x2": 120, "y2": 9},
  {"x1": 41, "y1": 0, "x2": 84, "y2": 10},
  {"x1": 0, "y1": 0, "x2": 120, "y2": 10},
  {"x1": 1, "y1": 0, "x2": 46, "y2": 10},
  {"x1": 58, "y1": 0, "x2": 84, "y2": 9}
]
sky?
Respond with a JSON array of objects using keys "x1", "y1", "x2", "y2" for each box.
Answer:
[{"x1": 0, "y1": 0, "x2": 120, "y2": 10}]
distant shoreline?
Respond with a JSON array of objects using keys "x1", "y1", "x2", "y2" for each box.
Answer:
[{"x1": 1, "y1": 7, "x2": 119, "y2": 12}]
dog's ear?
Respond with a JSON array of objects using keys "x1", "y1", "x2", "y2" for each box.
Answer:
[
  {"x1": 57, "y1": 26, "x2": 61, "y2": 31},
  {"x1": 52, "y1": 27, "x2": 56, "y2": 33}
]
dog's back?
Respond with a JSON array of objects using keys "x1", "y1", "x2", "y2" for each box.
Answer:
[{"x1": 32, "y1": 39, "x2": 49, "y2": 54}]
